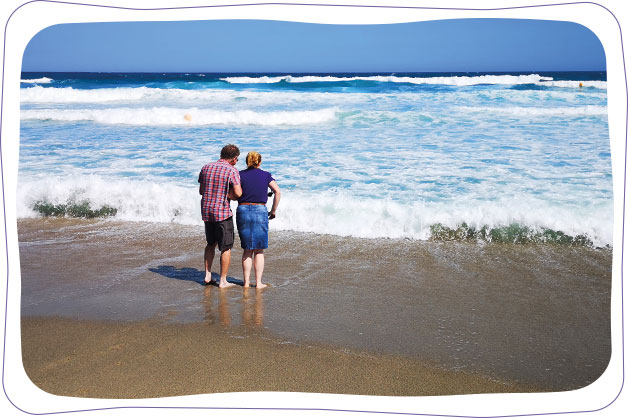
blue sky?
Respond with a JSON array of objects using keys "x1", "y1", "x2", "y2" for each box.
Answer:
[{"x1": 22, "y1": 19, "x2": 606, "y2": 72}]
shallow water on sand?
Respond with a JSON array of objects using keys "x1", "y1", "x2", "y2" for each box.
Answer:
[{"x1": 18, "y1": 218, "x2": 612, "y2": 391}]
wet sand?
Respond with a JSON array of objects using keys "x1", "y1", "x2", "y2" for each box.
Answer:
[{"x1": 18, "y1": 218, "x2": 612, "y2": 397}]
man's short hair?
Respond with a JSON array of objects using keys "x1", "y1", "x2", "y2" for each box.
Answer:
[{"x1": 220, "y1": 144, "x2": 240, "y2": 160}]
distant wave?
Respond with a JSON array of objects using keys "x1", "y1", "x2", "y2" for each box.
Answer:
[
  {"x1": 20, "y1": 83, "x2": 607, "y2": 106},
  {"x1": 22, "y1": 86, "x2": 168, "y2": 103},
  {"x1": 458, "y1": 105, "x2": 607, "y2": 116},
  {"x1": 20, "y1": 104, "x2": 606, "y2": 127},
  {"x1": 16, "y1": 176, "x2": 612, "y2": 247},
  {"x1": 221, "y1": 74, "x2": 551, "y2": 85},
  {"x1": 20, "y1": 107, "x2": 339, "y2": 126},
  {"x1": 20, "y1": 77, "x2": 53, "y2": 84},
  {"x1": 537, "y1": 80, "x2": 607, "y2": 89},
  {"x1": 220, "y1": 74, "x2": 607, "y2": 89},
  {"x1": 21, "y1": 86, "x2": 344, "y2": 104}
]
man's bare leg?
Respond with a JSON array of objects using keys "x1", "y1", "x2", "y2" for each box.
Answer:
[
  {"x1": 242, "y1": 249, "x2": 253, "y2": 288},
  {"x1": 254, "y1": 249, "x2": 267, "y2": 289},
  {"x1": 204, "y1": 243, "x2": 217, "y2": 285},
  {"x1": 219, "y1": 248, "x2": 235, "y2": 288}
]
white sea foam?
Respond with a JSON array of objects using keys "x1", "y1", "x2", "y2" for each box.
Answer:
[
  {"x1": 16, "y1": 176, "x2": 613, "y2": 247},
  {"x1": 17, "y1": 176, "x2": 200, "y2": 225},
  {"x1": 21, "y1": 86, "x2": 162, "y2": 103},
  {"x1": 222, "y1": 74, "x2": 550, "y2": 85},
  {"x1": 220, "y1": 74, "x2": 606, "y2": 89},
  {"x1": 20, "y1": 107, "x2": 339, "y2": 126},
  {"x1": 19, "y1": 86, "x2": 369, "y2": 109},
  {"x1": 221, "y1": 76, "x2": 288, "y2": 84},
  {"x1": 221, "y1": 74, "x2": 551, "y2": 85},
  {"x1": 537, "y1": 80, "x2": 607, "y2": 89},
  {"x1": 458, "y1": 105, "x2": 608, "y2": 116},
  {"x1": 20, "y1": 77, "x2": 53, "y2": 84},
  {"x1": 20, "y1": 85, "x2": 607, "y2": 108},
  {"x1": 20, "y1": 85, "x2": 369, "y2": 105},
  {"x1": 20, "y1": 103, "x2": 605, "y2": 128},
  {"x1": 273, "y1": 191, "x2": 612, "y2": 246}
]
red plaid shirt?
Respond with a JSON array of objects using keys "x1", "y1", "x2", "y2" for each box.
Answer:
[{"x1": 198, "y1": 159, "x2": 241, "y2": 222}]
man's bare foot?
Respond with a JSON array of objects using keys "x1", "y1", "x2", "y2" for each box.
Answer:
[
  {"x1": 204, "y1": 274, "x2": 216, "y2": 286},
  {"x1": 255, "y1": 283, "x2": 268, "y2": 289},
  {"x1": 219, "y1": 281, "x2": 236, "y2": 288},
  {"x1": 243, "y1": 280, "x2": 250, "y2": 288}
]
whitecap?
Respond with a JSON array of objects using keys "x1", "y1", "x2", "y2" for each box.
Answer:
[
  {"x1": 20, "y1": 106, "x2": 340, "y2": 126},
  {"x1": 21, "y1": 77, "x2": 53, "y2": 84}
]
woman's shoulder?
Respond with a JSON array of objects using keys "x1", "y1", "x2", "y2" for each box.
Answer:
[
  {"x1": 262, "y1": 169, "x2": 274, "y2": 180},
  {"x1": 240, "y1": 167, "x2": 271, "y2": 176}
]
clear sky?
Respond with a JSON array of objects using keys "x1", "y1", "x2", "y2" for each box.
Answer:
[{"x1": 22, "y1": 19, "x2": 606, "y2": 73}]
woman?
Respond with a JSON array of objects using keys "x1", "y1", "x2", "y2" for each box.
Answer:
[{"x1": 236, "y1": 151, "x2": 281, "y2": 288}]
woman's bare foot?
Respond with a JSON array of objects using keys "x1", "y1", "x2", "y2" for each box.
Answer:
[
  {"x1": 243, "y1": 280, "x2": 251, "y2": 288},
  {"x1": 255, "y1": 283, "x2": 268, "y2": 289}
]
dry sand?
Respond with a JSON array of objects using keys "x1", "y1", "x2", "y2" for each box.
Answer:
[{"x1": 21, "y1": 316, "x2": 537, "y2": 398}]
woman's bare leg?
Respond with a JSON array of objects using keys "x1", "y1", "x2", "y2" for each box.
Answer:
[
  {"x1": 242, "y1": 249, "x2": 253, "y2": 287},
  {"x1": 254, "y1": 249, "x2": 267, "y2": 289}
]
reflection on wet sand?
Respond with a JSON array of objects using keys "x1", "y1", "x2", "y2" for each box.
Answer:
[
  {"x1": 203, "y1": 285, "x2": 265, "y2": 328},
  {"x1": 242, "y1": 287, "x2": 264, "y2": 327}
]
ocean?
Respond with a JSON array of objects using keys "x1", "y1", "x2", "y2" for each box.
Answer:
[
  {"x1": 18, "y1": 71, "x2": 611, "y2": 247},
  {"x1": 18, "y1": 71, "x2": 613, "y2": 390}
]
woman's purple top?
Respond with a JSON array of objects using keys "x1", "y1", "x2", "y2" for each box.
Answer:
[{"x1": 238, "y1": 168, "x2": 274, "y2": 203}]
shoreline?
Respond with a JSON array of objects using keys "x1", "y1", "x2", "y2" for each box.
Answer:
[{"x1": 18, "y1": 217, "x2": 612, "y2": 396}]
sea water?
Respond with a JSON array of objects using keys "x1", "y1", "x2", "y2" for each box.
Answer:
[{"x1": 18, "y1": 72, "x2": 611, "y2": 246}]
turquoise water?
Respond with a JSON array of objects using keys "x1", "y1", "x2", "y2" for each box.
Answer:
[{"x1": 19, "y1": 71, "x2": 612, "y2": 246}]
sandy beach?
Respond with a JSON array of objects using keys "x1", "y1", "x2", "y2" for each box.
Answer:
[
  {"x1": 21, "y1": 316, "x2": 535, "y2": 398},
  {"x1": 18, "y1": 218, "x2": 611, "y2": 397}
]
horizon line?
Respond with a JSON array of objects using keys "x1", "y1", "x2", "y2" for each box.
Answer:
[{"x1": 20, "y1": 69, "x2": 607, "y2": 74}]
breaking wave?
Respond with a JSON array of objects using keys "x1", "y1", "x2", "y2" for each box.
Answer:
[
  {"x1": 220, "y1": 74, "x2": 607, "y2": 89},
  {"x1": 17, "y1": 176, "x2": 612, "y2": 247},
  {"x1": 20, "y1": 107, "x2": 339, "y2": 126},
  {"x1": 21, "y1": 77, "x2": 53, "y2": 84}
]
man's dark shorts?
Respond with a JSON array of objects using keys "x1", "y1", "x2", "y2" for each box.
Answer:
[{"x1": 204, "y1": 217, "x2": 234, "y2": 251}]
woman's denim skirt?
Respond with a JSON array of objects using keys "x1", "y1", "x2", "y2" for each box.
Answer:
[{"x1": 236, "y1": 204, "x2": 269, "y2": 250}]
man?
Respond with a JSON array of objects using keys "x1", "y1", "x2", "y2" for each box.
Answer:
[{"x1": 198, "y1": 144, "x2": 242, "y2": 288}]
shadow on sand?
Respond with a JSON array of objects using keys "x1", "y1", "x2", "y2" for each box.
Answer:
[{"x1": 148, "y1": 265, "x2": 244, "y2": 286}]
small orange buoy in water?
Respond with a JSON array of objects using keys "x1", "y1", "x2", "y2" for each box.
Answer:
[
  {"x1": 184, "y1": 113, "x2": 192, "y2": 121},
  {"x1": 579, "y1": 82, "x2": 583, "y2": 88}
]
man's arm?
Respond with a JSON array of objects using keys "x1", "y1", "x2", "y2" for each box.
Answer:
[
  {"x1": 227, "y1": 184, "x2": 242, "y2": 200},
  {"x1": 198, "y1": 171, "x2": 204, "y2": 195}
]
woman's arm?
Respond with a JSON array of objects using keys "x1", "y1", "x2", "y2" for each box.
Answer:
[{"x1": 268, "y1": 180, "x2": 281, "y2": 219}]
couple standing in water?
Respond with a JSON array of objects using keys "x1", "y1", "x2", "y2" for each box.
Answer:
[{"x1": 198, "y1": 144, "x2": 281, "y2": 289}]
